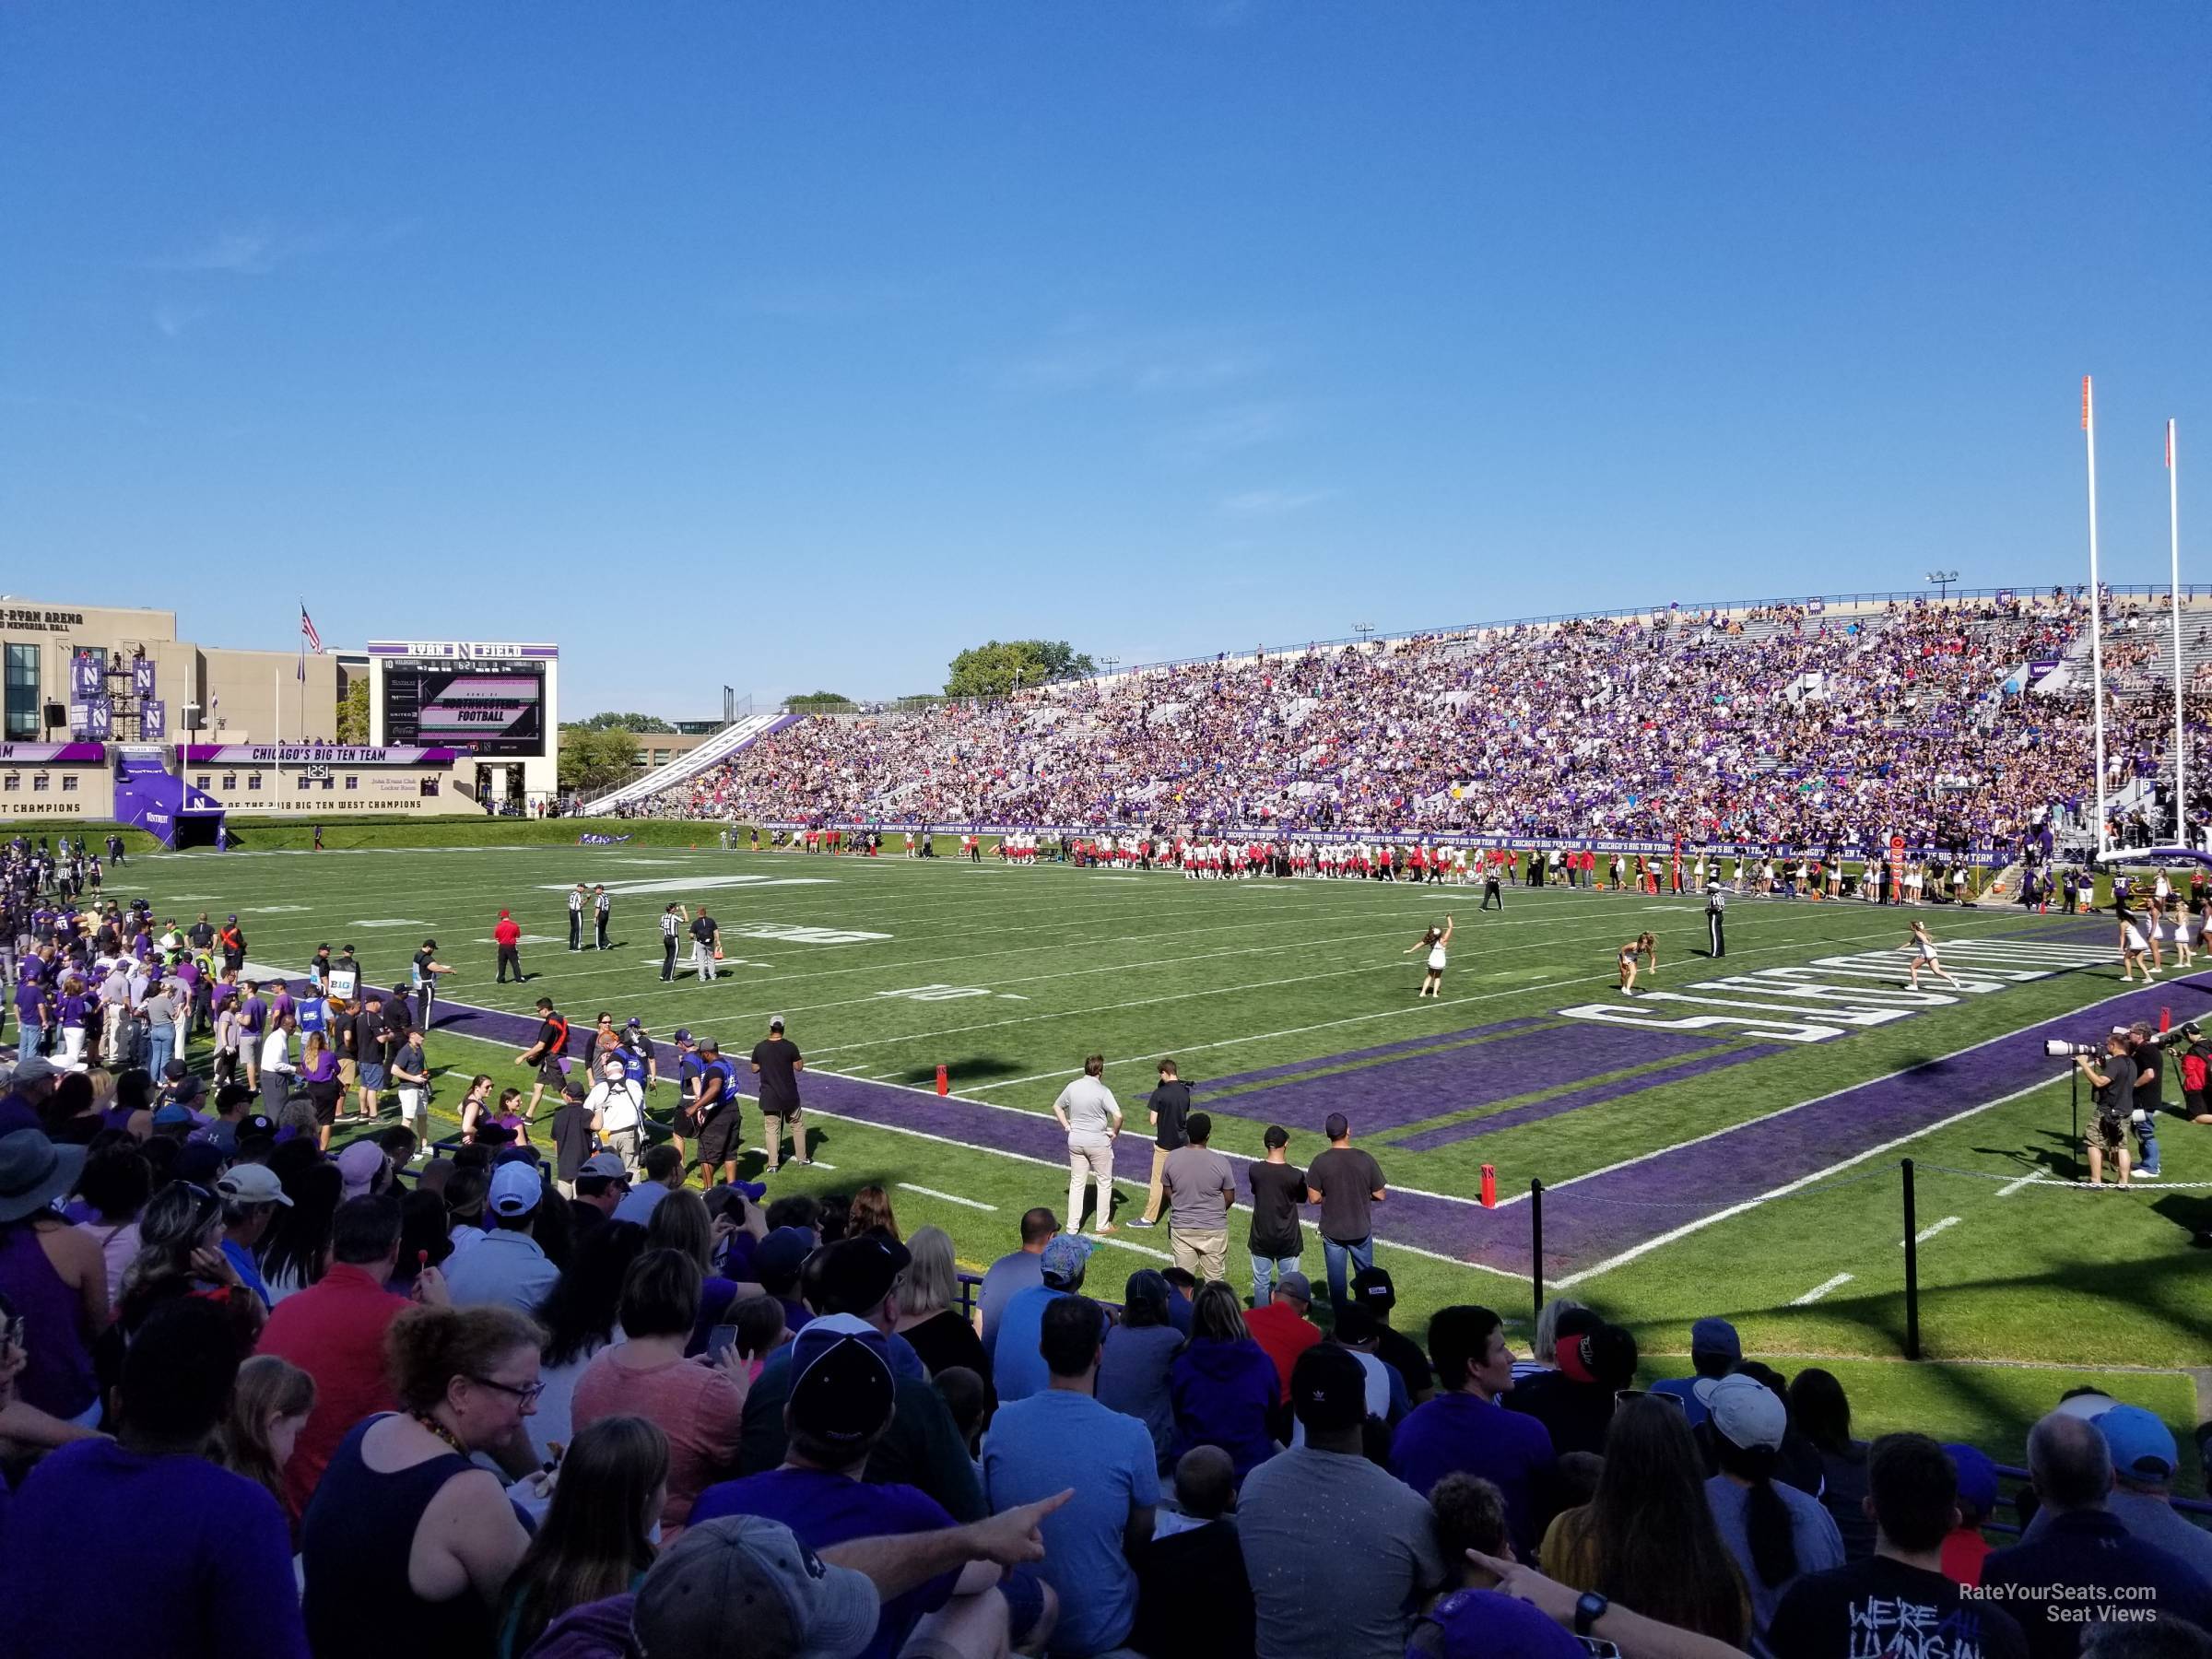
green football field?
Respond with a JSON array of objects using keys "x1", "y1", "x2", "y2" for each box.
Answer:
[{"x1": 103, "y1": 841, "x2": 2212, "y2": 1478}]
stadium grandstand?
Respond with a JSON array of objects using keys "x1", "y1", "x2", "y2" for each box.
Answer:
[{"x1": 618, "y1": 587, "x2": 2212, "y2": 858}]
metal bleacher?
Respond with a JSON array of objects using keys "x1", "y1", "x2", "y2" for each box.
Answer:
[{"x1": 577, "y1": 710, "x2": 795, "y2": 817}]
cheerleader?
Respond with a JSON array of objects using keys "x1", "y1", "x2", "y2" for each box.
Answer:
[
  {"x1": 1906, "y1": 922, "x2": 1959, "y2": 991},
  {"x1": 2117, "y1": 896, "x2": 2154, "y2": 982},
  {"x1": 1406, "y1": 915, "x2": 1454, "y2": 998},
  {"x1": 2145, "y1": 898, "x2": 2170, "y2": 974},
  {"x1": 1618, "y1": 932, "x2": 1657, "y2": 994},
  {"x1": 2174, "y1": 894, "x2": 2198, "y2": 969}
]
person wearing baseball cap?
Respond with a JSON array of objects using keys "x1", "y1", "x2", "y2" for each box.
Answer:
[
  {"x1": 570, "y1": 1150, "x2": 632, "y2": 1234},
  {"x1": 1939, "y1": 1441, "x2": 2002, "y2": 1586},
  {"x1": 1240, "y1": 1343, "x2": 1449, "y2": 1657},
  {"x1": 1981, "y1": 1410, "x2": 2212, "y2": 1646},
  {"x1": 737, "y1": 1248, "x2": 988, "y2": 1527},
  {"x1": 1349, "y1": 1265, "x2": 1435, "y2": 1406},
  {"x1": 1768, "y1": 1433, "x2": 2033, "y2": 1659},
  {"x1": 693, "y1": 1323, "x2": 1047, "y2": 1656},
  {"x1": 991, "y1": 1234, "x2": 1092, "y2": 1406},
  {"x1": 1507, "y1": 1314, "x2": 1638, "y2": 1457},
  {"x1": 2085, "y1": 1405, "x2": 2212, "y2": 1580},
  {"x1": 1700, "y1": 1371, "x2": 1843, "y2": 1641},
  {"x1": 1650, "y1": 1316, "x2": 1741, "y2": 1428},
  {"x1": 441, "y1": 1160, "x2": 559, "y2": 1314},
  {"x1": 217, "y1": 1161, "x2": 293, "y2": 1309}
]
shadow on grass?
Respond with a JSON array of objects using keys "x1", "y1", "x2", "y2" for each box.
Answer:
[{"x1": 886, "y1": 1054, "x2": 1028, "y2": 1088}]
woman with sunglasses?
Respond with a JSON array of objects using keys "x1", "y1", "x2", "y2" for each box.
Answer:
[
  {"x1": 300, "y1": 1302, "x2": 545, "y2": 1659},
  {"x1": 94, "y1": 1181, "x2": 264, "y2": 1421}
]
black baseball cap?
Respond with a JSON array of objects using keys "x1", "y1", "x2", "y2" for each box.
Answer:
[
  {"x1": 1324, "y1": 1112, "x2": 1350, "y2": 1140},
  {"x1": 811, "y1": 1235, "x2": 912, "y2": 1316},
  {"x1": 1291, "y1": 1343, "x2": 1370, "y2": 1433},
  {"x1": 241, "y1": 1112, "x2": 277, "y2": 1139},
  {"x1": 787, "y1": 1322, "x2": 897, "y2": 1447},
  {"x1": 1351, "y1": 1265, "x2": 1395, "y2": 1311}
]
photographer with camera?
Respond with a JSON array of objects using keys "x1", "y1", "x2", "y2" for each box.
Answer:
[{"x1": 2073, "y1": 1032, "x2": 2136, "y2": 1188}]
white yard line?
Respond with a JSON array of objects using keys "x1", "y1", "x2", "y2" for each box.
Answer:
[
  {"x1": 1906, "y1": 1215, "x2": 1962, "y2": 1245},
  {"x1": 897, "y1": 1183, "x2": 997, "y2": 1211},
  {"x1": 1996, "y1": 1172, "x2": 2048, "y2": 1197},
  {"x1": 1791, "y1": 1273, "x2": 1854, "y2": 1306}
]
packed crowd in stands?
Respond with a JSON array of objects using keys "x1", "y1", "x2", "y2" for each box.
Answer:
[
  {"x1": 4, "y1": 833, "x2": 2212, "y2": 1657},
  {"x1": 631, "y1": 594, "x2": 2212, "y2": 856}
]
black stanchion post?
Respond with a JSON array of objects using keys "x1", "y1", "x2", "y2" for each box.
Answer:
[
  {"x1": 1530, "y1": 1178, "x2": 1545, "y2": 1328},
  {"x1": 1901, "y1": 1158, "x2": 1921, "y2": 1360}
]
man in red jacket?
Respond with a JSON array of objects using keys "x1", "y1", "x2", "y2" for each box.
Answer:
[{"x1": 493, "y1": 910, "x2": 524, "y2": 984}]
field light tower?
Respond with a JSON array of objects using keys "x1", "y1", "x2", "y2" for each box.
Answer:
[
  {"x1": 1925, "y1": 570, "x2": 1959, "y2": 604},
  {"x1": 1353, "y1": 621, "x2": 1375, "y2": 644}
]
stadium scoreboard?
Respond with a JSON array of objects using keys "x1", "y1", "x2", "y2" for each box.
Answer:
[{"x1": 365, "y1": 640, "x2": 560, "y2": 804}]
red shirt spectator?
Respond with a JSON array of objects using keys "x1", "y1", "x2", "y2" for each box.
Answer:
[
  {"x1": 1244, "y1": 1283, "x2": 1324, "y2": 1403},
  {"x1": 255, "y1": 1258, "x2": 409, "y2": 1516}
]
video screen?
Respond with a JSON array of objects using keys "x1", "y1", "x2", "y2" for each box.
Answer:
[{"x1": 382, "y1": 661, "x2": 546, "y2": 756}]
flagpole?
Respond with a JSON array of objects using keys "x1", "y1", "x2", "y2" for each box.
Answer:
[
  {"x1": 2172, "y1": 418, "x2": 2187, "y2": 849},
  {"x1": 2085, "y1": 375, "x2": 2110, "y2": 857}
]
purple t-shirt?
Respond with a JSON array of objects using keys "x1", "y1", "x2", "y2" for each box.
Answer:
[
  {"x1": 241, "y1": 995, "x2": 266, "y2": 1035},
  {"x1": 690, "y1": 1467, "x2": 958, "y2": 1659}
]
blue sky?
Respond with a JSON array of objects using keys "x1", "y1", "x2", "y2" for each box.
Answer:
[{"x1": 3, "y1": 3, "x2": 2206, "y2": 714}]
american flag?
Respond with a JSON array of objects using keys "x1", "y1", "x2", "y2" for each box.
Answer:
[{"x1": 300, "y1": 606, "x2": 324, "y2": 653}]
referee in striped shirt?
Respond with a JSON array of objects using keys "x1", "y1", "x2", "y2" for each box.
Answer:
[
  {"x1": 1705, "y1": 882, "x2": 1727, "y2": 958},
  {"x1": 660, "y1": 902, "x2": 688, "y2": 982}
]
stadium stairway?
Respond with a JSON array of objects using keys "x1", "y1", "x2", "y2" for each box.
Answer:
[{"x1": 576, "y1": 710, "x2": 798, "y2": 816}]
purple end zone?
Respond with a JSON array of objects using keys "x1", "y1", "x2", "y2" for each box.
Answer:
[
  {"x1": 1194, "y1": 1017, "x2": 1549, "y2": 1095},
  {"x1": 396, "y1": 968, "x2": 2206, "y2": 1281},
  {"x1": 1210, "y1": 1022, "x2": 1731, "y2": 1133},
  {"x1": 1389, "y1": 1043, "x2": 1771, "y2": 1151}
]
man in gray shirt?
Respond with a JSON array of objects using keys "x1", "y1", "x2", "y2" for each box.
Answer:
[
  {"x1": 1240, "y1": 1345, "x2": 1447, "y2": 1659},
  {"x1": 975, "y1": 1206, "x2": 1059, "y2": 1347},
  {"x1": 1161, "y1": 1111, "x2": 1238, "y2": 1284},
  {"x1": 1051, "y1": 1053, "x2": 1124, "y2": 1234}
]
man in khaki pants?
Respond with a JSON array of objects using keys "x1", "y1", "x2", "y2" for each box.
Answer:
[
  {"x1": 1128, "y1": 1058, "x2": 1191, "y2": 1230},
  {"x1": 1162, "y1": 1111, "x2": 1238, "y2": 1282},
  {"x1": 1051, "y1": 1053, "x2": 1124, "y2": 1233}
]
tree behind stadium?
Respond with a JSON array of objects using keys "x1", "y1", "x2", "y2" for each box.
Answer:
[{"x1": 944, "y1": 640, "x2": 1096, "y2": 699}]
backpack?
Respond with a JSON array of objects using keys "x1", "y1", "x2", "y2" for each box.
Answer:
[{"x1": 2183, "y1": 1047, "x2": 2208, "y2": 1095}]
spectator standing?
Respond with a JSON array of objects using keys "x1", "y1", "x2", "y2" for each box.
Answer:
[
  {"x1": 585, "y1": 1053, "x2": 646, "y2": 1172},
  {"x1": 1129, "y1": 1057, "x2": 1191, "y2": 1230},
  {"x1": 1700, "y1": 1372, "x2": 1845, "y2": 1641},
  {"x1": 1160, "y1": 1110, "x2": 1237, "y2": 1282},
  {"x1": 1393, "y1": 1303, "x2": 1557, "y2": 1558},
  {"x1": 1238, "y1": 1344, "x2": 1448, "y2": 1659},
  {"x1": 1767, "y1": 1433, "x2": 2030, "y2": 1659},
  {"x1": 1169, "y1": 1280, "x2": 1281, "y2": 1480},
  {"x1": 1096, "y1": 1268, "x2": 1184, "y2": 1465},
  {"x1": 974, "y1": 1207, "x2": 1055, "y2": 1350},
  {"x1": 1243, "y1": 1124, "x2": 1305, "y2": 1306},
  {"x1": 1050, "y1": 1053, "x2": 1123, "y2": 1234},
  {"x1": 299, "y1": 1303, "x2": 542, "y2": 1659},
  {"x1": 1982, "y1": 1412, "x2": 2212, "y2": 1659},
  {"x1": 983, "y1": 1294, "x2": 1159, "y2": 1658},
  {"x1": 1303, "y1": 1112, "x2": 1384, "y2": 1313},
  {"x1": 0, "y1": 1298, "x2": 309, "y2": 1659},
  {"x1": 751, "y1": 1016, "x2": 809, "y2": 1171}
]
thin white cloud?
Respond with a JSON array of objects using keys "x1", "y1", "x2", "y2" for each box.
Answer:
[
  {"x1": 153, "y1": 302, "x2": 209, "y2": 339},
  {"x1": 993, "y1": 324, "x2": 1269, "y2": 395},
  {"x1": 1218, "y1": 487, "x2": 1336, "y2": 517},
  {"x1": 147, "y1": 218, "x2": 420, "y2": 276},
  {"x1": 1155, "y1": 401, "x2": 1300, "y2": 462}
]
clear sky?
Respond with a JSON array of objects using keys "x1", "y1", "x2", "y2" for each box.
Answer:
[{"x1": 3, "y1": 4, "x2": 2206, "y2": 715}]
